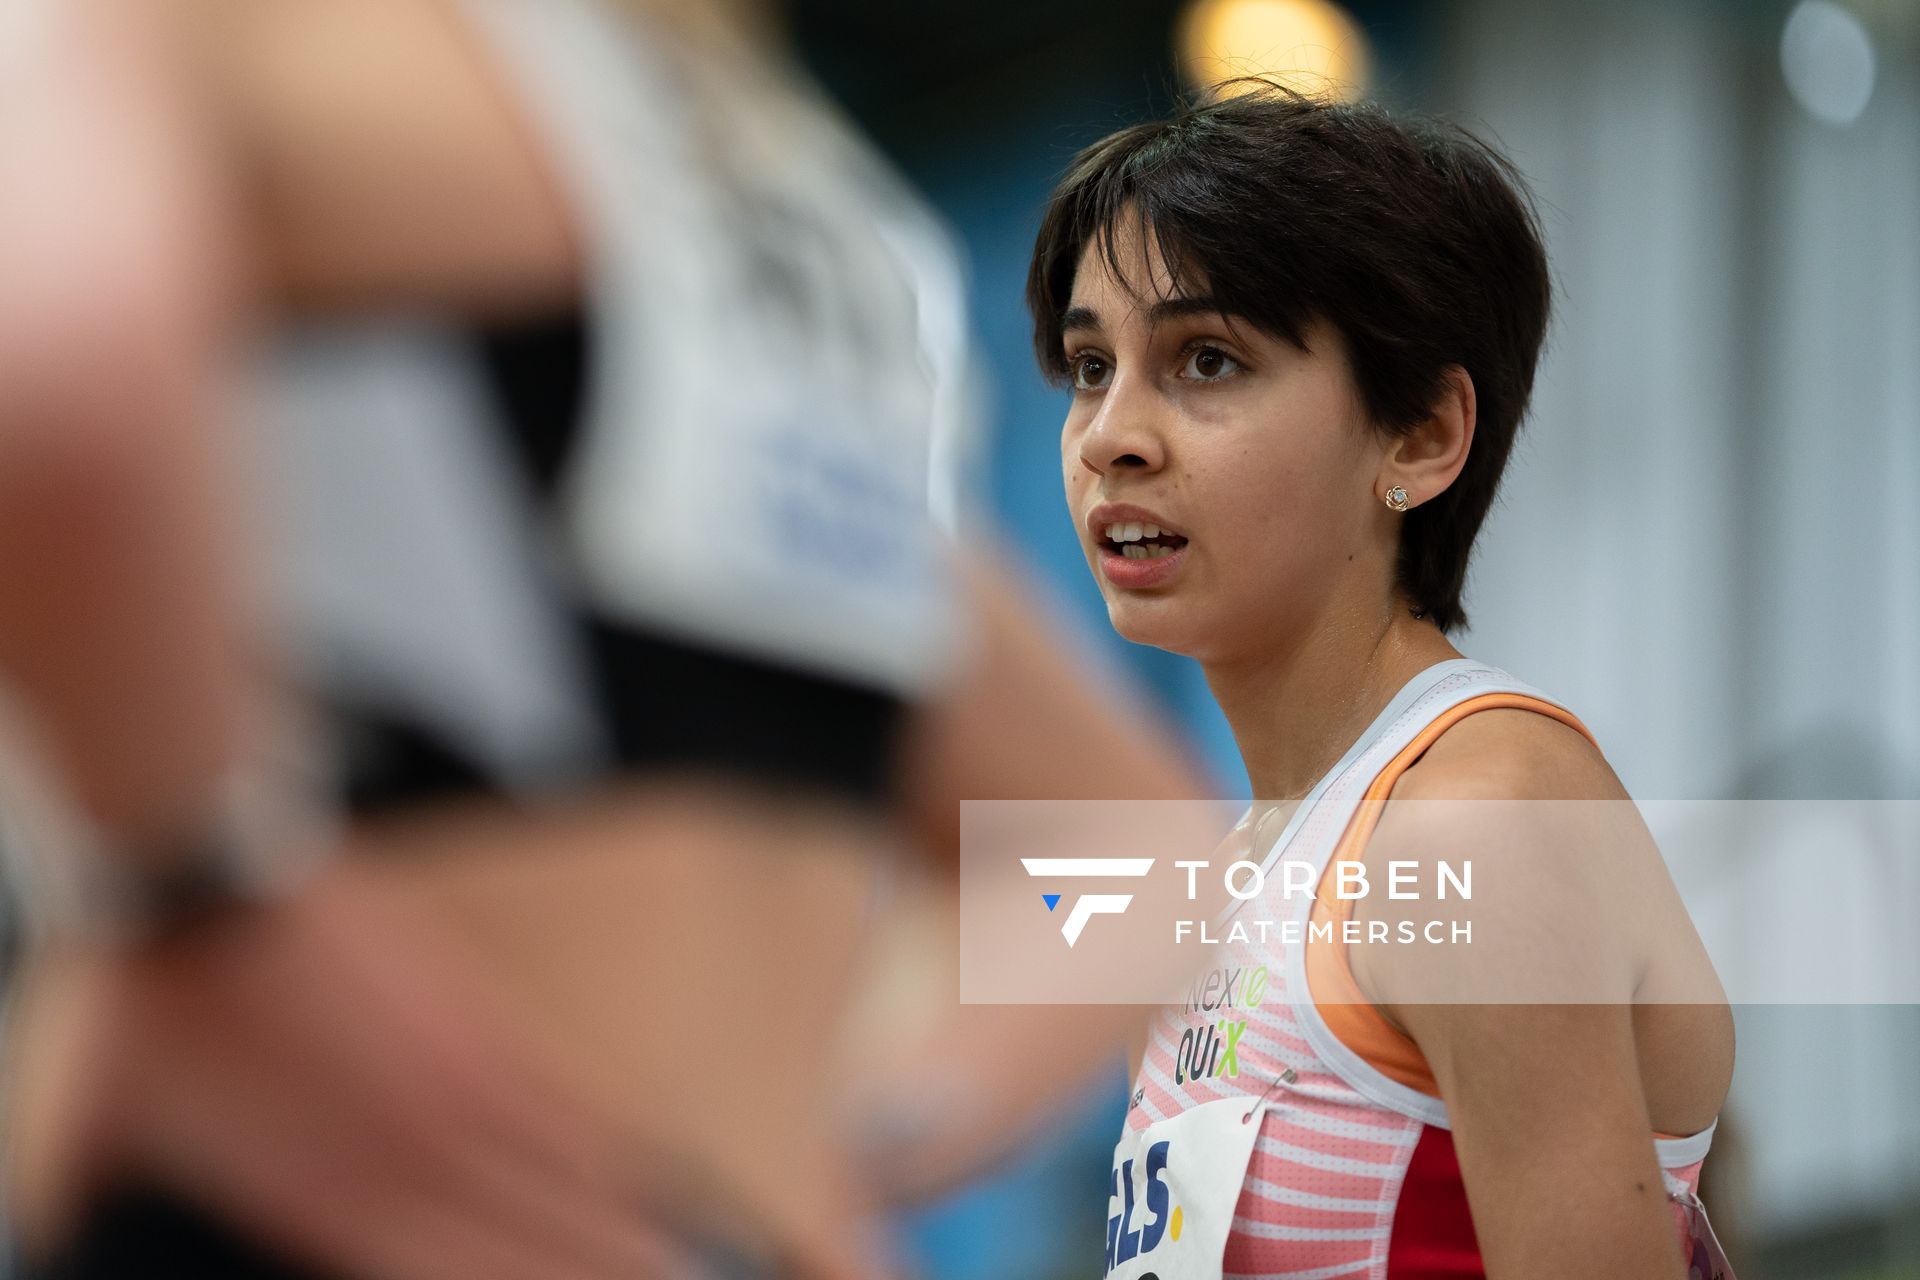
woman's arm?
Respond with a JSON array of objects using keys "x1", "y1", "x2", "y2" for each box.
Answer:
[
  {"x1": 1399, "y1": 1000, "x2": 1687, "y2": 1279},
  {"x1": 1353, "y1": 714, "x2": 1704, "y2": 1280}
]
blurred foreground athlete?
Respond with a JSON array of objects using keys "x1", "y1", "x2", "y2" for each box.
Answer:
[{"x1": 0, "y1": 0, "x2": 1205, "y2": 1275}]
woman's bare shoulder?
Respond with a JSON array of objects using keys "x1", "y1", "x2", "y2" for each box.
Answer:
[{"x1": 1394, "y1": 706, "x2": 1629, "y2": 803}]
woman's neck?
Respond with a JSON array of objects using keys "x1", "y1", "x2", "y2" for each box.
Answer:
[{"x1": 1203, "y1": 598, "x2": 1461, "y2": 801}]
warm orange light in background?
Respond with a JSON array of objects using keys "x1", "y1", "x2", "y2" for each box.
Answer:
[{"x1": 1176, "y1": 0, "x2": 1372, "y2": 102}]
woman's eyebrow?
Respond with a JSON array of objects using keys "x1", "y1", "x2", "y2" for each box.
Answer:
[
  {"x1": 1146, "y1": 294, "x2": 1229, "y2": 325},
  {"x1": 1060, "y1": 304, "x2": 1100, "y2": 335},
  {"x1": 1061, "y1": 294, "x2": 1229, "y2": 336},
  {"x1": 1061, "y1": 295, "x2": 1235, "y2": 338}
]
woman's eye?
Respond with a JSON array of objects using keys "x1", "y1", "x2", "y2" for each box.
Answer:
[
  {"x1": 1070, "y1": 353, "x2": 1112, "y2": 391},
  {"x1": 1180, "y1": 345, "x2": 1241, "y2": 382}
]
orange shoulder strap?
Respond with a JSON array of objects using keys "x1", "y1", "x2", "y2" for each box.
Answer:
[{"x1": 1304, "y1": 692, "x2": 1596, "y2": 1098}]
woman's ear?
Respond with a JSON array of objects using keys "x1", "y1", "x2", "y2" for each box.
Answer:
[{"x1": 1380, "y1": 365, "x2": 1475, "y2": 508}]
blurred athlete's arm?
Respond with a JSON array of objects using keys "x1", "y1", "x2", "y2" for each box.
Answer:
[
  {"x1": 849, "y1": 558, "x2": 1202, "y2": 1201},
  {"x1": 0, "y1": 0, "x2": 583, "y2": 832},
  {"x1": 0, "y1": 7, "x2": 681, "y2": 1277},
  {"x1": 0, "y1": 0, "x2": 550, "y2": 849},
  {"x1": 0, "y1": 0, "x2": 582, "y2": 841},
  {"x1": 0, "y1": 0, "x2": 250, "y2": 857},
  {"x1": 895, "y1": 558, "x2": 1207, "y2": 864}
]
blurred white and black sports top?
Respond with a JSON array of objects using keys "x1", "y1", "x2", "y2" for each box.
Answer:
[{"x1": 258, "y1": 0, "x2": 972, "y2": 814}]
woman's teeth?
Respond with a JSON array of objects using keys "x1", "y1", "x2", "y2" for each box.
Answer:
[{"x1": 1103, "y1": 521, "x2": 1185, "y2": 559}]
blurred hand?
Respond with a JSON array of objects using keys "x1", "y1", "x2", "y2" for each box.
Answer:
[{"x1": 7, "y1": 859, "x2": 684, "y2": 1280}]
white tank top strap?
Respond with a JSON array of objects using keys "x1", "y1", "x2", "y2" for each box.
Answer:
[
  {"x1": 1251, "y1": 658, "x2": 1571, "y2": 888},
  {"x1": 1656, "y1": 1118, "x2": 1718, "y2": 1168}
]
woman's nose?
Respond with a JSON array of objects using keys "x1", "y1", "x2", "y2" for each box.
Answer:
[{"x1": 1078, "y1": 385, "x2": 1165, "y2": 477}]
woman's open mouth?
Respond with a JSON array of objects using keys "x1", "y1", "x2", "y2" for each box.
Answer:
[
  {"x1": 1098, "y1": 521, "x2": 1190, "y2": 589},
  {"x1": 1103, "y1": 522, "x2": 1189, "y2": 560}
]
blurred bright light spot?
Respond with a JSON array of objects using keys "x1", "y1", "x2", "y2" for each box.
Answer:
[
  {"x1": 1781, "y1": 0, "x2": 1876, "y2": 126},
  {"x1": 1177, "y1": 0, "x2": 1372, "y2": 103}
]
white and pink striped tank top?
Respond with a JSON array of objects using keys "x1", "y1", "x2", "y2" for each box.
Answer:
[{"x1": 1104, "y1": 659, "x2": 1729, "y2": 1280}]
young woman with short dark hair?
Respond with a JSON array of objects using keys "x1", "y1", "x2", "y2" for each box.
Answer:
[{"x1": 1030, "y1": 86, "x2": 1735, "y2": 1280}]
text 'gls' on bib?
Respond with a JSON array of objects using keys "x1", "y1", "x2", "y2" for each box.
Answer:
[{"x1": 1106, "y1": 1098, "x2": 1265, "y2": 1279}]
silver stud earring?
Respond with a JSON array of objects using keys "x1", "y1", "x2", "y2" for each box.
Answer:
[{"x1": 1384, "y1": 486, "x2": 1410, "y2": 512}]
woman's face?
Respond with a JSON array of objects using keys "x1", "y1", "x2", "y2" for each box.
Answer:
[{"x1": 1058, "y1": 227, "x2": 1395, "y2": 664}]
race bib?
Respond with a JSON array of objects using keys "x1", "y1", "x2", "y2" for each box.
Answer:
[
  {"x1": 1104, "y1": 1098, "x2": 1264, "y2": 1279},
  {"x1": 1665, "y1": 1171, "x2": 1739, "y2": 1280}
]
